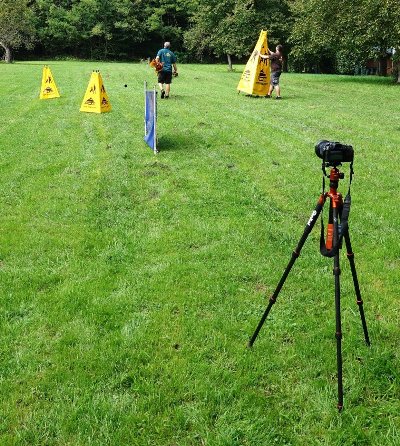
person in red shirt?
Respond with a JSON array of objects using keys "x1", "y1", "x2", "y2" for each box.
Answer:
[{"x1": 260, "y1": 45, "x2": 283, "y2": 99}]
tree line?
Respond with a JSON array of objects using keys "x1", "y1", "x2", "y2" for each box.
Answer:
[{"x1": 1, "y1": 0, "x2": 400, "y2": 78}]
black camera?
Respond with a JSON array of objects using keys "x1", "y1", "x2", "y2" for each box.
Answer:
[{"x1": 315, "y1": 140, "x2": 354, "y2": 165}]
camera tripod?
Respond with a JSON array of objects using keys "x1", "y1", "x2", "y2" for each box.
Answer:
[{"x1": 248, "y1": 164, "x2": 371, "y2": 411}]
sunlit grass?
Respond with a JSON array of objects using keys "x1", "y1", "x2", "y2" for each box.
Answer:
[{"x1": 0, "y1": 61, "x2": 399, "y2": 445}]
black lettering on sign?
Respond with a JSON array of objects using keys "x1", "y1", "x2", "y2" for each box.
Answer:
[{"x1": 258, "y1": 70, "x2": 267, "y2": 82}]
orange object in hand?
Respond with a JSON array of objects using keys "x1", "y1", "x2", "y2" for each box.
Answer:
[{"x1": 149, "y1": 59, "x2": 163, "y2": 72}]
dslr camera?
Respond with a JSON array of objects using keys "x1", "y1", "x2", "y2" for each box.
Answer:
[{"x1": 315, "y1": 140, "x2": 354, "y2": 166}]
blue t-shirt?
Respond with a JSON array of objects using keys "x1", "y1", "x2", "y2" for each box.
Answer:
[{"x1": 156, "y1": 48, "x2": 177, "y2": 72}]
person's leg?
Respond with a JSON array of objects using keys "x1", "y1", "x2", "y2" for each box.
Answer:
[
  {"x1": 275, "y1": 72, "x2": 282, "y2": 98},
  {"x1": 164, "y1": 72, "x2": 173, "y2": 98},
  {"x1": 158, "y1": 72, "x2": 165, "y2": 97},
  {"x1": 267, "y1": 72, "x2": 277, "y2": 97}
]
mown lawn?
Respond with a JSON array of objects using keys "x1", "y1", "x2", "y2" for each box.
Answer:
[{"x1": 0, "y1": 61, "x2": 399, "y2": 445}]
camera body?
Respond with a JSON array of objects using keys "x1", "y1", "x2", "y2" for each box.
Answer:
[{"x1": 315, "y1": 140, "x2": 354, "y2": 166}]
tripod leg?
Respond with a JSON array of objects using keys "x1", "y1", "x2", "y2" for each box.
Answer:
[
  {"x1": 333, "y1": 208, "x2": 344, "y2": 411},
  {"x1": 248, "y1": 195, "x2": 325, "y2": 347},
  {"x1": 343, "y1": 231, "x2": 371, "y2": 346}
]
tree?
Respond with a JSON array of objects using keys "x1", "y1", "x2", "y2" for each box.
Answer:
[
  {"x1": 354, "y1": 0, "x2": 400, "y2": 77},
  {"x1": 184, "y1": 0, "x2": 291, "y2": 70},
  {"x1": 142, "y1": 0, "x2": 196, "y2": 51},
  {"x1": 288, "y1": 0, "x2": 349, "y2": 73},
  {"x1": 0, "y1": 0, "x2": 35, "y2": 63},
  {"x1": 32, "y1": 0, "x2": 196, "y2": 60},
  {"x1": 34, "y1": 0, "x2": 148, "y2": 59},
  {"x1": 288, "y1": 0, "x2": 400, "y2": 75},
  {"x1": 69, "y1": 0, "x2": 145, "y2": 59}
]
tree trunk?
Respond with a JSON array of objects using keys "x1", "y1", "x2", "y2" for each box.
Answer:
[
  {"x1": 227, "y1": 54, "x2": 232, "y2": 71},
  {"x1": 378, "y1": 56, "x2": 387, "y2": 76},
  {"x1": 396, "y1": 60, "x2": 400, "y2": 83},
  {"x1": 0, "y1": 41, "x2": 12, "y2": 63}
]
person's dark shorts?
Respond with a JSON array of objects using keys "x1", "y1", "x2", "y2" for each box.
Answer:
[
  {"x1": 158, "y1": 70, "x2": 173, "y2": 84},
  {"x1": 271, "y1": 71, "x2": 281, "y2": 86}
]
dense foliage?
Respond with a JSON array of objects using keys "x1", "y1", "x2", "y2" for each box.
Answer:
[
  {"x1": 288, "y1": 0, "x2": 400, "y2": 75},
  {"x1": 1, "y1": 0, "x2": 400, "y2": 76},
  {"x1": 183, "y1": 0, "x2": 290, "y2": 68},
  {"x1": 0, "y1": 0, "x2": 36, "y2": 62}
]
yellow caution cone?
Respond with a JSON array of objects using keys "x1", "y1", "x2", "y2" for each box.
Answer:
[
  {"x1": 80, "y1": 70, "x2": 111, "y2": 113},
  {"x1": 237, "y1": 30, "x2": 270, "y2": 96},
  {"x1": 39, "y1": 65, "x2": 60, "y2": 99}
]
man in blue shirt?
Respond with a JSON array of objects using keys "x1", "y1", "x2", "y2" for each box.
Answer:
[{"x1": 155, "y1": 42, "x2": 178, "y2": 99}]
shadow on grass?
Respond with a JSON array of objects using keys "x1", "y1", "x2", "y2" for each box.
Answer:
[
  {"x1": 159, "y1": 93, "x2": 186, "y2": 100},
  {"x1": 12, "y1": 62, "x2": 54, "y2": 66},
  {"x1": 239, "y1": 94, "x2": 296, "y2": 101},
  {"x1": 326, "y1": 75, "x2": 395, "y2": 86},
  {"x1": 158, "y1": 133, "x2": 195, "y2": 152}
]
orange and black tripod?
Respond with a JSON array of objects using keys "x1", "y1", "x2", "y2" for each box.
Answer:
[{"x1": 248, "y1": 163, "x2": 370, "y2": 411}]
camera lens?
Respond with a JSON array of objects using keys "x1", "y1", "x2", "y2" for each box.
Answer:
[{"x1": 315, "y1": 140, "x2": 330, "y2": 159}]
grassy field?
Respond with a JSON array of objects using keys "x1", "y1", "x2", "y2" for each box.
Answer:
[{"x1": 0, "y1": 61, "x2": 399, "y2": 445}]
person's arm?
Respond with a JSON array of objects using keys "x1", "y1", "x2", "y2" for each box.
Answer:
[
  {"x1": 173, "y1": 62, "x2": 177, "y2": 74},
  {"x1": 259, "y1": 54, "x2": 269, "y2": 60}
]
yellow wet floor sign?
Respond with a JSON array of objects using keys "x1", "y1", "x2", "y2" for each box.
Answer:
[
  {"x1": 80, "y1": 70, "x2": 111, "y2": 113},
  {"x1": 237, "y1": 30, "x2": 270, "y2": 96},
  {"x1": 39, "y1": 65, "x2": 60, "y2": 99}
]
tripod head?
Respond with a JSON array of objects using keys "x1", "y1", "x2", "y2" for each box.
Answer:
[
  {"x1": 326, "y1": 166, "x2": 344, "y2": 192},
  {"x1": 315, "y1": 140, "x2": 354, "y2": 166},
  {"x1": 322, "y1": 159, "x2": 354, "y2": 194}
]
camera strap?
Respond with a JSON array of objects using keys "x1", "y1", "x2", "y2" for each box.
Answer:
[
  {"x1": 321, "y1": 160, "x2": 327, "y2": 194},
  {"x1": 349, "y1": 160, "x2": 354, "y2": 191}
]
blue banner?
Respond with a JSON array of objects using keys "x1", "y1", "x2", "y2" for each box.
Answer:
[{"x1": 144, "y1": 87, "x2": 157, "y2": 153}]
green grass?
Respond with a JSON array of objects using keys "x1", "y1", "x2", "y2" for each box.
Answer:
[{"x1": 0, "y1": 61, "x2": 399, "y2": 445}]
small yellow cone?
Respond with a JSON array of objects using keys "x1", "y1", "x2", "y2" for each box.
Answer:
[
  {"x1": 80, "y1": 70, "x2": 111, "y2": 113},
  {"x1": 39, "y1": 65, "x2": 60, "y2": 99}
]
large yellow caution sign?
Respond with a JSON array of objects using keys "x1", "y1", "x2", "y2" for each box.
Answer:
[
  {"x1": 237, "y1": 30, "x2": 270, "y2": 96},
  {"x1": 39, "y1": 65, "x2": 60, "y2": 99},
  {"x1": 80, "y1": 70, "x2": 111, "y2": 113}
]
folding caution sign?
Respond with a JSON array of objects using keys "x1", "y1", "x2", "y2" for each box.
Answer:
[
  {"x1": 39, "y1": 65, "x2": 60, "y2": 99},
  {"x1": 144, "y1": 81, "x2": 158, "y2": 154},
  {"x1": 237, "y1": 30, "x2": 270, "y2": 96},
  {"x1": 80, "y1": 70, "x2": 111, "y2": 113}
]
